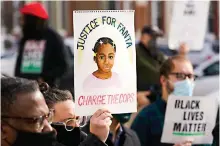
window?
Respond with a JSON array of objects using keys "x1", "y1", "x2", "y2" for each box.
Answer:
[{"x1": 203, "y1": 61, "x2": 219, "y2": 76}]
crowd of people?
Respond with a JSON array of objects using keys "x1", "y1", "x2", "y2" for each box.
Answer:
[{"x1": 1, "y1": 2, "x2": 219, "y2": 146}]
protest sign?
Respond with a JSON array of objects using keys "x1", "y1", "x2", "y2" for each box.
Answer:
[
  {"x1": 73, "y1": 10, "x2": 137, "y2": 116},
  {"x1": 21, "y1": 40, "x2": 46, "y2": 73},
  {"x1": 161, "y1": 95, "x2": 218, "y2": 144},
  {"x1": 168, "y1": 1, "x2": 210, "y2": 51}
]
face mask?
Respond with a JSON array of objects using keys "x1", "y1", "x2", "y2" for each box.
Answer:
[
  {"x1": 113, "y1": 113, "x2": 131, "y2": 124},
  {"x1": 147, "y1": 38, "x2": 157, "y2": 49},
  {"x1": 52, "y1": 124, "x2": 82, "y2": 146},
  {"x1": 3, "y1": 122, "x2": 56, "y2": 146},
  {"x1": 171, "y1": 79, "x2": 195, "y2": 96},
  {"x1": 10, "y1": 130, "x2": 56, "y2": 146}
]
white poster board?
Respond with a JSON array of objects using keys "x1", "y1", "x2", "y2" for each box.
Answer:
[
  {"x1": 161, "y1": 95, "x2": 218, "y2": 144},
  {"x1": 168, "y1": 1, "x2": 210, "y2": 51},
  {"x1": 73, "y1": 10, "x2": 137, "y2": 116}
]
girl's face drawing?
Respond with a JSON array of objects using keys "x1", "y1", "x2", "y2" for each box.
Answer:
[{"x1": 95, "y1": 43, "x2": 115, "y2": 73}]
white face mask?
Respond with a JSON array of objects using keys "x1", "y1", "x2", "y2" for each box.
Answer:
[{"x1": 170, "y1": 79, "x2": 195, "y2": 96}]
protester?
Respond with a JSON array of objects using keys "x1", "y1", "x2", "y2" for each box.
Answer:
[
  {"x1": 131, "y1": 55, "x2": 198, "y2": 146},
  {"x1": 128, "y1": 26, "x2": 166, "y2": 128},
  {"x1": 1, "y1": 77, "x2": 112, "y2": 146},
  {"x1": 82, "y1": 113, "x2": 141, "y2": 146},
  {"x1": 124, "y1": 91, "x2": 151, "y2": 128},
  {"x1": 15, "y1": 2, "x2": 68, "y2": 87},
  {"x1": 136, "y1": 25, "x2": 165, "y2": 98},
  {"x1": 106, "y1": 113, "x2": 141, "y2": 146},
  {"x1": 39, "y1": 82, "x2": 87, "y2": 146}
]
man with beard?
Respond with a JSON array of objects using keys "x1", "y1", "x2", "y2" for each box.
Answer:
[
  {"x1": 1, "y1": 77, "x2": 112, "y2": 146},
  {"x1": 131, "y1": 55, "x2": 198, "y2": 146},
  {"x1": 15, "y1": 2, "x2": 68, "y2": 87}
]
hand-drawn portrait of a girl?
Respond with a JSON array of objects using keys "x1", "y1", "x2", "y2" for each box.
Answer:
[{"x1": 83, "y1": 37, "x2": 122, "y2": 92}]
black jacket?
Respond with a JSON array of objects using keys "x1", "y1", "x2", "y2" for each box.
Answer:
[
  {"x1": 54, "y1": 134, "x2": 107, "y2": 146},
  {"x1": 53, "y1": 125, "x2": 87, "y2": 146},
  {"x1": 15, "y1": 27, "x2": 68, "y2": 87},
  {"x1": 212, "y1": 109, "x2": 219, "y2": 146},
  {"x1": 11, "y1": 129, "x2": 106, "y2": 146},
  {"x1": 52, "y1": 124, "x2": 107, "y2": 146},
  {"x1": 82, "y1": 122, "x2": 140, "y2": 146},
  {"x1": 136, "y1": 42, "x2": 166, "y2": 91},
  {"x1": 106, "y1": 126, "x2": 141, "y2": 146}
]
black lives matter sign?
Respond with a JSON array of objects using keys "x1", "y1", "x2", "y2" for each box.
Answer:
[
  {"x1": 161, "y1": 96, "x2": 218, "y2": 144},
  {"x1": 173, "y1": 100, "x2": 206, "y2": 136}
]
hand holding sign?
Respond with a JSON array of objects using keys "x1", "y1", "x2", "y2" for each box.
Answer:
[
  {"x1": 137, "y1": 91, "x2": 151, "y2": 108},
  {"x1": 90, "y1": 109, "x2": 112, "y2": 142},
  {"x1": 174, "y1": 141, "x2": 192, "y2": 146},
  {"x1": 178, "y1": 43, "x2": 189, "y2": 56}
]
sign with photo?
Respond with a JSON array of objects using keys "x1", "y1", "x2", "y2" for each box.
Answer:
[{"x1": 73, "y1": 10, "x2": 137, "y2": 116}]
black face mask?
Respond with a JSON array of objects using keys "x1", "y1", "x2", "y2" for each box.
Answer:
[
  {"x1": 3, "y1": 121, "x2": 56, "y2": 146},
  {"x1": 146, "y1": 38, "x2": 160, "y2": 59},
  {"x1": 147, "y1": 38, "x2": 157, "y2": 49},
  {"x1": 113, "y1": 113, "x2": 131, "y2": 124},
  {"x1": 9, "y1": 130, "x2": 57, "y2": 146},
  {"x1": 52, "y1": 124, "x2": 82, "y2": 146},
  {"x1": 22, "y1": 15, "x2": 46, "y2": 39}
]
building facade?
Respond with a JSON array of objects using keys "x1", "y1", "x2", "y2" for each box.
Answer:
[{"x1": 1, "y1": 1, "x2": 219, "y2": 39}]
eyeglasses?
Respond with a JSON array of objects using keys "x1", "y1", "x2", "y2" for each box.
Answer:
[
  {"x1": 169, "y1": 72, "x2": 197, "y2": 81},
  {"x1": 52, "y1": 116, "x2": 87, "y2": 131},
  {"x1": 2, "y1": 109, "x2": 54, "y2": 130}
]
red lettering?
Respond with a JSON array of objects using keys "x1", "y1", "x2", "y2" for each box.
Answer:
[
  {"x1": 101, "y1": 95, "x2": 106, "y2": 104},
  {"x1": 92, "y1": 95, "x2": 97, "y2": 105},
  {"x1": 78, "y1": 93, "x2": 135, "y2": 106},
  {"x1": 130, "y1": 93, "x2": 135, "y2": 102},
  {"x1": 119, "y1": 94, "x2": 125, "y2": 103},
  {"x1": 119, "y1": 94, "x2": 123, "y2": 103},
  {"x1": 88, "y1": 96, "x2": 93, "y2": 105},
  {"x1": 124, "y1": 94, "x2": 128, "y2": 103},
  {"x1": 78, "y1": 95, "x2": 108, "y2": 106},
  {"x1": 115, "y1": 94, "x2": 119, "y2": 104},
  {"x1": 125, "y1": 94, "x2": 129, "y2": 103},
  {"x1": 112, "y1": 95, "x2": 115, "y2": 104},
  {"x1": 108, "y1": 95, "x2": 113, "y2": 104},
  {"x1": 78, "y1": 96, "x2": 84, "y2": 106}
]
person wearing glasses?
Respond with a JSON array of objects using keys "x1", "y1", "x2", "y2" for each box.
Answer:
[
  {"x1": 131, "y1": 55, "x2": 197, "y2": 146},
  {"x1": 1, "y1": 77, "x2": 112, "y2": 146},
  {"x1": 39, "y1": 82, "x2": 88, "y2": 146}
]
